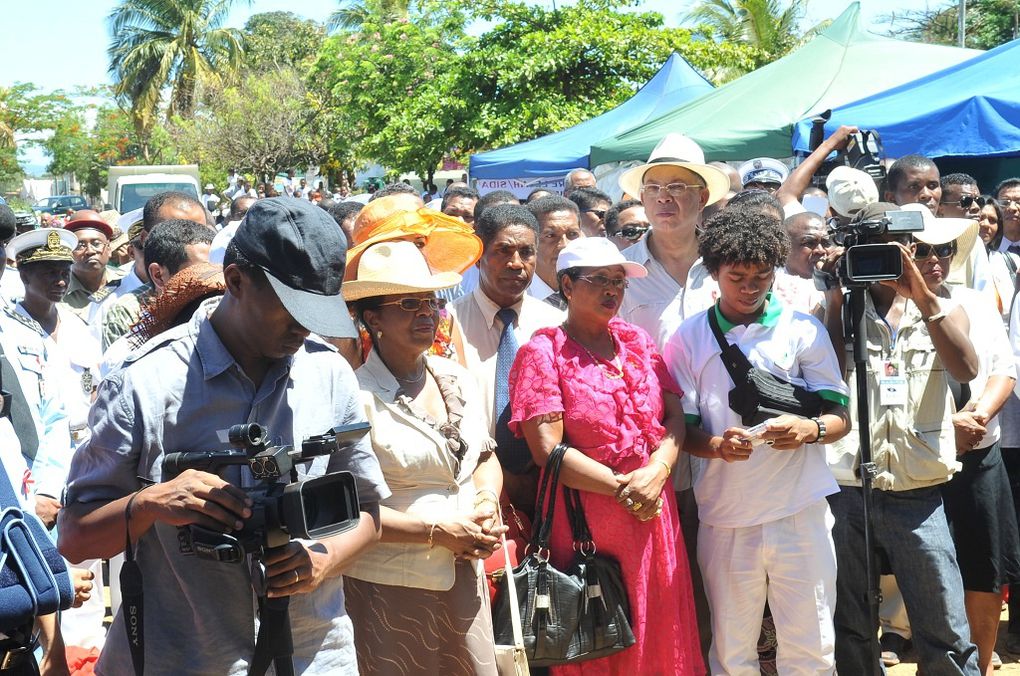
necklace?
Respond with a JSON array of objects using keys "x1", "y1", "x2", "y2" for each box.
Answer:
[
  {"x1": 563, "y1": 326, "x2": 624, "y2": 379},
  {"x1": 393, "y1": 358, "x2": 426, "y2": 386}
]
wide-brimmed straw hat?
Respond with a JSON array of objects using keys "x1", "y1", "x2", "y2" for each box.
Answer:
[
  {"x1": 901, "y1": 203, "x2": 978, "y2": 275},
  {"x1": 618, "y1": 133, "x2": 731, "y2": 206},
  {"x1": 343, "y1": 241, "x2": 462, "y2": 302},
  {"x1": 345, "y1": 200, "x2": 482, "y2": 281}
]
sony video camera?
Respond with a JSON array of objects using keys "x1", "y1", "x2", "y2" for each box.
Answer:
[
  {"x1": 808, "y1": 110, "x2": 886, "y2": 187},
  {"x1": 825, "y1": 209, "x2": 925, "y2": 285},
  {"x1": 161, "y1": 422, "x2": 369, "y2": 564}
]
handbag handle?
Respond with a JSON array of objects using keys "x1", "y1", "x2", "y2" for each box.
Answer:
[
  {"x1": 563, "y1": 486, "x2": 595, "y2": 548},
  {"x1": 531, "y1": 444, "x2": 567, "y2": 550},
  {"x1": 500, "y1": 531, "x2": 525, "y2": 651}
]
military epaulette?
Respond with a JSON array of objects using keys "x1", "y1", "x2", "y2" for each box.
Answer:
[
  {"x1": 1, "y1": 306, "x2": 45, "y2": 337},
  {"x1": 87, "y1": 278, "x2": 123, "y2": 305}
]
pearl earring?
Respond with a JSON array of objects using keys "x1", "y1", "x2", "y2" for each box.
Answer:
[{"x1": 376, "y1": 330, "x2": 383, "y2": 340}]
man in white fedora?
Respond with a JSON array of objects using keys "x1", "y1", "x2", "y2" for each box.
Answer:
[{"x1": 617, "y1": 132, "x2": 729, "y2": 659}]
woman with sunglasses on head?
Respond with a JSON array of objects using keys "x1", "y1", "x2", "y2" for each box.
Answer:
[
  {"x1": 507, "y1": 237, "x2": 704, "y2": 674},
  {"x1": 341, "y1": 240, "x2": 507, "y2": 675},
  {"x1": 915, "y1": 212, "x2": 1020, "y2": 676}
]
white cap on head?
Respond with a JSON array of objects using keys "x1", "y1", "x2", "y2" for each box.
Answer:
[
  {"x1": 556, "y1": 237, "x2": 648, "y2": 277},
  {"x1": 826, "y1": 166, "x2": 879, "y2": 217},
  {"x1": 738, "y1": 158, "x2": 789, "y2": 187}
]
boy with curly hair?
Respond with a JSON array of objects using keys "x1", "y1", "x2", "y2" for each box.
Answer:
[{"x1": 664, "y1": 207, "x2": 851, "y2": 674}]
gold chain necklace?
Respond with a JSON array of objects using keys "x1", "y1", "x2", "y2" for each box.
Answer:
[{"x1": 563, "y1": 327, "x2": 624, "y2": 379}]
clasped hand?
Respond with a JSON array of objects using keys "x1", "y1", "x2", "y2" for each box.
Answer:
[
  {"x1": 615, "y1": 464, "x2": 666, "y2": 521},
  {"x1": 434, "y1": 506, "x2": 508, "y2": 561}
]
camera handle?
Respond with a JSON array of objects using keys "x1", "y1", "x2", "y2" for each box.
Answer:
[{"x1": 847, "y1": 286, "x2": 883, "y2": 672}]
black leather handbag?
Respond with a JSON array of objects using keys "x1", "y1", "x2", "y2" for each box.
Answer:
[
  {"x1": 708, "y1": 309, "x2": 824, "y2": 426},
  {"x1": 491, "y1": 444, "x2": 635, "y2": 666}
]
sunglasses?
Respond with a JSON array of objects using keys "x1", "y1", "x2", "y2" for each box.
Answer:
[
  {"x1": 618, "y1": 226, "x2": 649, "y2": 241},
  {"x1": 378, "y1": 297, "x2": 447, "y2": 312},
  {"x1": 913, "y1": 241, "x2": 956, "y2": 260},
  {"x1": 939, "y1": 195, "x2": 988, "y2": 209},
  {"x1": 578, "y1": 275, "x2": 629, "y2": 290},
  {"x1": 583, "y1": 209, "x2": 607, "y2": 220}
]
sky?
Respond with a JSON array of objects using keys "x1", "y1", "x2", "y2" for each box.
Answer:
[{"x1": 3, "y1": 0, "x2": 949, "y2": 172}]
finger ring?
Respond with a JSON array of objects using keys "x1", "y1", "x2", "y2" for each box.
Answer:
[
  {"x1": 631, "y1": 501, "x2": 643, "y2": 512},
  {"x1": 624, "y1": 497, "x2": 634, "y2": 508},
  {"x1": 292, "y1": 570, "x2": 300, "y2": 584}
]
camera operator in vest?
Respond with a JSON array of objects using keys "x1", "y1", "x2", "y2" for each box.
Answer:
[
  {"x1": 819, "y1": 201, "x2": 981, "y2": 674},
  {"x1": 57, "y1": 199, "x2": 389, "y2": 675}
]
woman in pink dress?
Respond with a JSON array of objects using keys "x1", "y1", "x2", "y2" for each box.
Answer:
[{"x1": 508, "y1": 238, "x2": 704, "y2": 675}]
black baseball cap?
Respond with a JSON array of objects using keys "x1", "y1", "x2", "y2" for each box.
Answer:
[{"x1": 232, "y1": 197, "x2": 357, "y2": 338}]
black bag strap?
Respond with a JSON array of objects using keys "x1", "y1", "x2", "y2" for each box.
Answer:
[
  {"x1": 531, "y1": 444, "x2": 567, "y2": 549},
  {"x1": 563, "y1": 487, "x2": 593, "y2": 545},
  {"x1": 707, "y1": 309, "x2": 754, "y2": 386}
]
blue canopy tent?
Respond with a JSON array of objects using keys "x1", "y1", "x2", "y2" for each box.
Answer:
[
  {"x1": 468, "y1": 53, "x2": 713, "y2": 182},
  {"x1": 792, "y1": 38, "x2": 1020, "y2": 159}
]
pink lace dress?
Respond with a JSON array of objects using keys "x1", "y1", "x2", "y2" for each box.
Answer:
[{"x1": 508, "y1": 318, "x2": 705, "y2": 675}]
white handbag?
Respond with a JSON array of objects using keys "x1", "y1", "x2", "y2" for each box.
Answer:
[{"x1": 493, "y1": 532, "x2": 530, "y2": 675}]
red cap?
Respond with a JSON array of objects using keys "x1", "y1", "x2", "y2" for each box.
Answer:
[{"x1": 63, "y1": 210, "x2": 113, "y2": 240}]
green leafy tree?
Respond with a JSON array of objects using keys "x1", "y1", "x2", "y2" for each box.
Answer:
[
  {"x1": 327, "y1": 0, "x2": 414, "y2": 32},
  {"x1": 0, "y1": 83, "x2": 73, "y2": 185},
  {"x1": 453, "y1": 0, "x2": 758, "y2": 150},
  {"x1": 171, "y1": 68, "x2": 322, "y2": 186},
  {"x1": 243, "y1": 12, "x2": 326, "y2": 72},
  {"x1": 310, "y1": 6, "x2": 469, "y2": 184},
  {"x1": 684, "y1": 0, "x2": 807, "y2": 66},
  {"x1": 883, "y1": 0, "x2": 1019, "y2": 49},
  {"x1": 107, "y1": 0, "x2": 247, "y2": 157}
]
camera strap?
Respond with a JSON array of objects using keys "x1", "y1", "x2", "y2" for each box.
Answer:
[
  {"x1": 249, "y1": 595, "x2": 294, "y2": 676},
  {"x1": 120, "y1": 487, "x2": 149, "y2": 676}
]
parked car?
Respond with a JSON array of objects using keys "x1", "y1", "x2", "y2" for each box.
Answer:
[
  {"x1": 33, "y1": 195, "x2": 88, "y2": 215},
  {"x1": 12, "y1": 208, "x2": 37, "y2": 233}
]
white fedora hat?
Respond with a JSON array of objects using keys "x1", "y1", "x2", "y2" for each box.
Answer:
[
  {"x1": 342, "y1": 240, "x2": 462, "y2": 302},
  {"x1": 618, "y1": 133, "x2": 731, "y2": 206}
]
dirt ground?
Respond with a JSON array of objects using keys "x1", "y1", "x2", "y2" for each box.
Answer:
[{"x1": 888, "y1": 610, "x2": 1020, "y2": 674}]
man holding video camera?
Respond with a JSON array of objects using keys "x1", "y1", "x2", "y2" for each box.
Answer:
[
  {"x1": 58, "y1": 198, "x2": 389, "y2": 675},
  {"x1": 821, "y1": 202, "x2": 980, "y2": 674}
]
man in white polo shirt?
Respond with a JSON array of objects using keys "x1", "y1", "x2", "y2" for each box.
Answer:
[{"x1": 666, "y1": 207, "x2": 850, "y2": 673}]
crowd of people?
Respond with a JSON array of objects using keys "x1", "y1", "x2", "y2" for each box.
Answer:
[{"x1": 2, "y1": 123, "x2": 1020, "y2": 676}]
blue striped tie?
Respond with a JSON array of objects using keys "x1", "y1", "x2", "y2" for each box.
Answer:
[{"x1": 494, "y1": 308, "x2": 530, "y2": 473}]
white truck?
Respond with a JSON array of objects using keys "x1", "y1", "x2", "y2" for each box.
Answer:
[{"x1": 107, "y1": 164, "x2": 201, "y2": 214}]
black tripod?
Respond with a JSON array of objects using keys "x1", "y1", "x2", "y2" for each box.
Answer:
[{"x1": 847, "y1": 285, "x2": 883, "y2": 671}]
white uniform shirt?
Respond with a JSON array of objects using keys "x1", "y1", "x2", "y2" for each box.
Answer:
[
  {"x1": 665, "y1": 296, "x2": 848, "y2": 528},
  {"x1": 451, "y1": 287, "x2": 564, "y2": 435}
]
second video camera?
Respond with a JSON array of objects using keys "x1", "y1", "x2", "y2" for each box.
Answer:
[{"x1": 829, "y1": 209, "x2": 925, "y2": 284}]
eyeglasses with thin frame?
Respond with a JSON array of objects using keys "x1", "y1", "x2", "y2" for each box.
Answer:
[
  {"x1": 583, "y1": 209, "x2": 607, "y2": 220},
  {"x1": 377, "y1": 297, "x2": 447, "y2": 313},
  {"x1": 640, "y1": 182, "x2": 704, "y2": 198},
  {"x1": 1000, "y1": 198, "x2": 1020, "y2": 208},
  {"x1": 913, "y1": 241, "x2": 956, "y2": 260},
  {"x1": 577, "y1": 275, "x2": 629, "y2": 290},
  {"x1": 73, "y1": 239, "x2": 108, "y2": 253}
]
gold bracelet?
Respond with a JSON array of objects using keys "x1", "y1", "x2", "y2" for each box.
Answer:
[
  {"x1": 426, "y1": 521, "x2": 439, "y2": 549},
  {"x1": 474, "y1": 488, "x2": 499, "y2": 504},
  {"x1": 653, "y1": 459, "x2": 672, "y2": 478}
]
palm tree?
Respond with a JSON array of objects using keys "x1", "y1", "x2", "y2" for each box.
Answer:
[
  {"x1": 107, "y1": 0, "x2": 246, "y2": 145},
  {"x1": 327, "y1": 0, "x2": 413, "y2": 32},
  {"x1": 685, "y1": 0, "x2": 807, "y2": 60}
]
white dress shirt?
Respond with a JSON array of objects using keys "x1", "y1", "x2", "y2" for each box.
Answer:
[
  {"x1": 526, "y1": 273, "x2": 558, "y2": 302},
  {"x1": 451, "y1": 287, "x2": 564, "y2": 435}
]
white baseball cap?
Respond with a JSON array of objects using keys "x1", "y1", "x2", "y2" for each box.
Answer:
[
  {"x1": 556, "y1": 237, "x2": 648, "y2": 277},
  {"x1": 826, "y1": 166, "x2": 879, "y2": 217}
]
